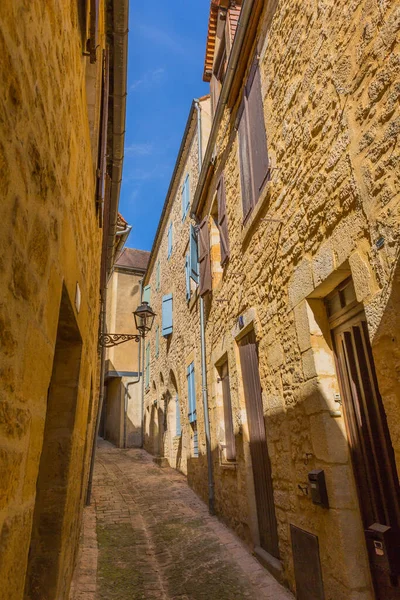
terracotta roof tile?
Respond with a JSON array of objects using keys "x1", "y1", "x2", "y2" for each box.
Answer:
[
  {"x1": 203, "y1": 1, "x2": 242, "y2": 82},
  {"x1": 116, "y1": 247, "x2": 150, "y2": 271}
]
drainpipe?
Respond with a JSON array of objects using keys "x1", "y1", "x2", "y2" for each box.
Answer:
[{"x1": 194, "y1": 99, "x2": 215, "y2": 515}]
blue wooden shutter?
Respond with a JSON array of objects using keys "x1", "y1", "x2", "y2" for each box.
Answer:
[
  {"x1": 189, "y1": 224, "x2": 199, "y2": 283},
  {"x1": 176, "y1": 396, "x2": 181, "y2": 436},
  {"x1": 193, "y1": 430, "x2": 199, "y2": 457},
  {"x1": 185, "y1": 254, "x2": 191, "y2": 301},
  {"x1": 187, "y1": 362, "x2": 196, "y2": 423},
  {"x1": 162, "y1": 294, "x2": 173, "y2": 336},
  {"x1": 143, "y1": 284, "x2": 151, "y2": 304},
  {"x1": 155, "y1": 325, "x2": 159, "y2": 357},
  {"x1": 168, "y1": 223, "x2": 173, "y2": 258}
]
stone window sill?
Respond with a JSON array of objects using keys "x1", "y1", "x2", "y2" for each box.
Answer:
[{"x1": 241, "y1": 181, "x2": 273, "y2": 248}]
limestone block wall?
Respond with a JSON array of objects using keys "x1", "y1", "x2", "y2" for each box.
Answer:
[
  {"x1": 0, "y1": 1, "x2": 106, "y2": 598},
  {"x1": 195, "y1": 1, "x2": 400, "y2": 598},
  {"x1": 143, "y1": 98, "x2": 212, "y2": 502}
]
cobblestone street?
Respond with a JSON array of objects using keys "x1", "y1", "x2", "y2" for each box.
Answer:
[{"x1": 70, "y1": 440, "x2": 294, "y2": 600}]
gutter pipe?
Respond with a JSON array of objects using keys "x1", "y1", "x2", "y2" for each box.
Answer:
[
  {"x1": 192, "y1": 0, "x2": 255, "y2": 218},
  {"x1": 194, "y1": 100, "x2": 215, "y2": 515}
]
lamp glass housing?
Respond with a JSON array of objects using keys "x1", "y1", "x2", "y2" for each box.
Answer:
[{"x1": 133, "y1": 301, "x2": 155, "y2": 335}]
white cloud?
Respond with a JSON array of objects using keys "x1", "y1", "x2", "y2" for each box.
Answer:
[
  {"x1": 125, "y1": 143, "x2": 153, "y2": 157},
  {"x1": 130, "y1": 68, "x2": 165, "y2": 92}
]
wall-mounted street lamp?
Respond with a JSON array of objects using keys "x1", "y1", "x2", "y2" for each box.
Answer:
[{"x1": 99, "y1": 301, "x2": 156, "y2": 347}]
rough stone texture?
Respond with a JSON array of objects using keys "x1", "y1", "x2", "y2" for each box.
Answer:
[
  {"x1": 142, "y1": 97, "x2": 213, "y2": 504},
  {"x1": 0, "y1": 1, "x2": 106, "y2": 598},
  {"x1": 193, "y1": 1, "x2": 400, "y2": 599},
  {"x1": 70, "y1": 440, "x2": 294, "y2": 600}
]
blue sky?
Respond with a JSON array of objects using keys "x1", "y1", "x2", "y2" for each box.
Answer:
[{"x1": 119, "y1": 0, "x2": 210, "y2": 251}]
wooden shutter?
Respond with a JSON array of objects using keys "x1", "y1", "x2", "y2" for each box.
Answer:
[
  {"x1": 246, "y1": 62, "x2": 269, "y2": 194},
  {"x1": 185, "y1": 174, "x2": 190, "y2": 215},
  {"x1": 237, "y1": 101, "x2": 253, "y2": 220},
  {"x1": 89, "y1": 0, "x2": 100, "y2": 63},
  {"x1": 185, "y1": 254, "x2": 191, "y2": 301},
  {"x1": 198, "y1": 218, "x2": 212, "y2": 296},
  {"x1": 193, "y1": 429, "x2": 199, "y2": 457},
  {"x1": 96, "y1": 49, "x2": 110, "y2": 216},
  {"x1": 238, "y1": 331, "x2": 279, "y2": 557},
  {"x1": 142, "y1": 284, "x2": 151, "y2": 304},
  {"x1": 221, "y1": 362, "x2": 235, "y2": 461},
  {"x1": 162, "y1": 294, "x2": 173, "y2": 336},
  {"x1": 217, "y1": 175, "x2": 230, "y2": 266},
  {"x1": 189, "y1": 224, "x2": 199, "y2": 283},
  {"x1": 181, "y1": 184, "x2": 186, "y2": 220},
  {"x1": 176, "y1": 396, "x2": 181, "y2": 436}
]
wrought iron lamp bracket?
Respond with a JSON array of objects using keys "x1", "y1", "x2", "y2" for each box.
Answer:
[{"x1": 99, "y1": 333, "x2": 141, "y2": 348}]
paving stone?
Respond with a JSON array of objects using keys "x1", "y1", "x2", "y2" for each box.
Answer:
[{"x1": 70, "y1": 440, "x2": 294, "y2": 600}]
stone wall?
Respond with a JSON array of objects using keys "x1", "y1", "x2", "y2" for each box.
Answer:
[
  {"x1": 143, "y1": 98, "x2": 212, "y2": 502},
  {"x1": 195, "y1": 1, "x2": 400, "y2": 599},
  {"x1": 0, "y1": 1, "x2": 106, "y2": 598}
]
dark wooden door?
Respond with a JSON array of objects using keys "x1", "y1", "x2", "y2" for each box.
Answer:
[
  {"x1": 239, "y1": 331, "x2": 279, "y2": 558},
  {"x1": 332, "y1": 308, "x2": 400, "y2": 599}
]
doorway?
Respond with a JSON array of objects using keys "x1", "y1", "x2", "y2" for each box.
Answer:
[
  {"x1": 238, "y1": 330, "x2": 279, "y2": 558},
  {"x1": 24, "y1": 286, "x2": 83, "y2": 600},
  {"x1": 328, "y1": 278, "x2": 400, "y2": 599}
]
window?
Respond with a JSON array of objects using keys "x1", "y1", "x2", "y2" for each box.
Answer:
[
  {"x1": 167, "y1": 222, "x2": 173, "y2": 258},
  {"x1": 237, "y1": 59, "x2": 270, "y2": 222},
  {"x1": 155, "y1": 325, "x2": 159, "y2": 358},
  {"x1": 142, "y1": 284, "x2": 151, "y2": 304},
  {"x1": 175, "y1": 396, "x2": 181, "y2": 436},
  {"x1": 156, "y1": 260, "x2": 160, "y2": 291},
  {"x1": 210, "y1": 33, "x2": 227, "y2": 115},
  {"x1": 145, "y1": 342, "x2": 150, "y2": 389},
  {"x1": 181, "y1": 174, "x2": 190, "y2": 221},
  {"x1": 162, "y1": 294, "x2": 173, "y2": 336},
  {"x1": 218, "y1": 361, "x2": 236, "y2": 461},
  {"x1": 187, "y1": 361, "x2": 196, "y2": 423}
]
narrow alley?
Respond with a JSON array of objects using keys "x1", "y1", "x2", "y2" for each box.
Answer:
[{"x1": 70, "y1": 440, "x2": 294, "y2": 600}]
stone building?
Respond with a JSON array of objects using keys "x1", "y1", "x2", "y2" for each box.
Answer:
[
  {"x1": 145, "y1": 1, "x2": 400, "y2": 599},
  {"x1": 102, "y1": 247, "x2": 150, "y2": 448},
  {"x1": 142, "y1": 96, "x2": 212, "y2": 490},
  {"x1": 0, "y1": 0, "x2": 129, "y2": 598}
]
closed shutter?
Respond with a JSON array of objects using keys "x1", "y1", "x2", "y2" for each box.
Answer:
[
  {"x1": 155, "y1": 325, "x2": 159, "y2": 357},
  {"x1": 185, "y1": 254, "x2": 191, "y2": 301},
  {"x1": 187, "y1": 362, "x2": 196, "y2": 423},
  {"x1": 189, "y1": 224, "x2": 199, "y2": 283},
  {"x1": 143, "y1": 284, "x2": 151, "y2": 304},
  {"x1": 162, "y1": 294, "x2": 173, "y2": 336},
  {"x1": 198, "y1": 218, "x2": 212, "y2": 296},
  {"x1": 237, "y1": 101, "x2": 253, "y2": 220},
  {"x1": 168, "y1": 223, "x2": 173, "y2": 258},
  {"x1": 246, "y1": 62, "x2": 269, "y2": 194},
  {"x1": 217, "y1": 175, "x2": 230, "y2": 266},
  {"x1": 193, "y1": 429, "x2": 199, "y2": 457},
  {"x1": 96, "y1": 49, "x2": 110, "y2": 218},
  {"x1": 176, "y1": 396, "x2": 181, "y2": 436},
  {"x1": 89, "y1": 0, "x2": 100, "y2": 63}
]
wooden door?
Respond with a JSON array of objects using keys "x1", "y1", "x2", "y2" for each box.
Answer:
[
  {"x1": 328, "y1": 283, "x2": 400, "y2": 598},
  {"x1": 239, "y1": 331, "x2": 279, "y2": 558}
]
